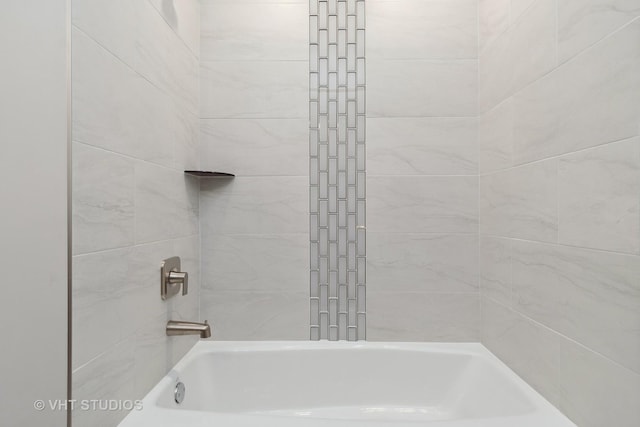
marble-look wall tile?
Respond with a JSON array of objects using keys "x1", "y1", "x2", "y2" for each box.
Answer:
[
  {"x1": 368, "y1": 292, "x2": 480, "y2": 342},
  {"x1": 368, "y1": 176, "x2": 478, "y2": 233},
  {"x1": 479, "y1": 0, "x2": 510, "y2": 51},
  {"x1": 73, "y1": 143, "x2": 135, "y2": 255},
  {"x1": 368, "y1": 233, "x2": 478, "y2": 293},
  {"x1": 201, "y1": 234, "x2": 308, "y2": 292},
  {"x1": 367, "y1": 118, "x2": 477, "y2": 176},
  {"x1": 73, "y1": 0, "x2": 201, "y2": 423},
  {"x1": 201, "y1": 2, "x2": 306, "y2": 61},
  {"x1": 200, "y1": 119, "x2": 308, "y2": 176},
  {"x1": 368, "y1": 60, "x2": 477, "y2": 117},
  {"x1": 481, "y1": 297, "x2": 562, "y2": 406},
  {"x1": 72, "y1": 338, "x2": 136, "y2": 427},
  {"x1": 200, "y1": 291, "x2": 309, "y2": 340},
  {"x1": 512, "y1": 240, "x2": 640, "y2": 374},
  {"x1": 73, "y1": 0, "x2": 198, "y2": 113},
  {"x1": 148, "y1": 0, "x2": 201, "y2": 57},
  {"x1": 478, "y1": 99, "x2": 513, "y2": 173},
  {"x1": 479, "y1": 0, "x2": 556, "y2": 112},
  {"x1": 558, "y1": 0, "x2": 640, "y2": 63},
  {"x1": 135, "y1": 162, "x2": 199, "y2": 244},
  {"x1": 557, "y1": 336, "x2": 640, "y2": 427},
  {"x1": 367, "y1": 0, "x2": 477, "y2": 60},
  {"x1": 508, "y1": 159, "x2": 557, "y2": 242},
  {"x1": 558, "y1": 138, "x2": 640, "y2": 254},
  {"x1": 200, "y1": 60, "x2": 307, "y2": 118},
  {"x1": 478, "y1": 25, "x2": 512, "y2": 113},
  {"x1": 513, "y1": 19, "x2": 640, "y2": 164},
  {"x1": 72, "y1": 237, "x2": 196, "y2": 369},
  {"x1": 133, "y1": 311, "x2": 198, "y2": 399},
  {"x1": 72, "y1": 29, "x2": 174, "y2": 168},
  {"x1": 480, "y1": 160, "x2": 557, "y2": 242},
  {"x1": 510, "y1": 0, "x2": 538, "y2": 23},
  {"x1": 508, "y1": 0, "x2": 557, "y2": 99},
  {"x1": 73, "y1": 247, "x2": 135, "y2": 369},
  {"x1": 200, "y1": 177, "x2": 308, "y2": 235},
  {"x1": 479, "y1": 236, "x2": 512, "y2": 307}
]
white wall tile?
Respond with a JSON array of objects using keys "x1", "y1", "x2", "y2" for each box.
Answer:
[
  {"x1": 148, "y1": 0, "x2": 201, "y2": 56},
  {"x1": 73, "y1": 0, "x2": 199, "y2": 113},
  {"x1": 133, "y1": 311, "x2": 198, "y2": 399},
  {"x1": 512, "y1": 240, "x2": 640, "y2": 374},
  {"x1": 558, "y1": 0, "x2": 640, "y2": 63},
  {"x1": 72, "y1": 29, "x2": 175, "y2": 168},
  {"x1": 201, "y1": 234, "x2": 308, "y2": 292},
  {"x1": 480, "y1": 160, "x2": 557, "y2": 242},
  {"x1": 510, "y1": 0, "x2": 538, "y2": 23},
  {"x1": 368, "y1": 233, "x2": 479, "y2": 293},
  {"x1": 368, "y1": 0, "x2": 478, "y2": 60},
  {"x1": 479, "y1": 0, "x2": 510, "y2": 51},
  {"x1": 558, "y1": 138, "x2": 640, "y2": 254},
  {"x1": 481, "y1": 297, "x2": 562, "y2": 406},
  {"x1": 201, "y1": 2, "x2": 307, "y2": 61},
  {"x1": 73, "y1": 0, "x2": 202, "y2": 423},
  {"x1": 368, "y1": 176, "x2": 478, "y2": 233},
  {"x1": 557, "y1": 337, "x2": 640, "y2": 427},
  {"x1": 367, "y1": 118, "x2": 477, "y2": 176},
  {"x1": 73, "y1": 143, "x2": 135, "y2": 255},
  {"x1": 478, "y1": 99, "x2": 513, "y2": 173},
  {"x1": 368, "y1": 60, "x2": 478, "y2": 117},
  {"x1": 479, "y1": 0, "x2": 556, "y2": 112},
  {"x1": 72, "y1": 338, "x2": 136, "y2": 427},
  {"x1": 200, "y1": 177, "x2": 308, "y2": 235},
  {"x1": 200, "y1": 61, "x2": 307, "y2": 118},
  {"x1": 368, "y1": 292, "x2": 480, "y2": 341},
  {"x1": 74, "y1": 247, "x2": 137, "y2": 369},
  {"x1": 513, "y1": 19, "x2": 640, "y2": 163},
  {"x1": 508, "y1": 159, "x2": 557, "y2": 242},
  {"x1": 479, "y1": 236, "x2": 512, "y2": 307},
  {"x1": 200, "y1": 291, "x2": 309, "y2": 340},
  {"x1": 135, "y1": 162, "x2": 199, "y2": 244},
  {"x1": 200, "y1": 119, "x2": 308, "y2": 176}
]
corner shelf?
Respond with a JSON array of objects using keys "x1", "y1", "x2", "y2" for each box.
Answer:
[{"x1": 184, "y1": 171, "x2": 235, "y2": 178}]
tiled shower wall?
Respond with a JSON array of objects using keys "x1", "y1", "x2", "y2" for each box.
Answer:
[
  {"x1": 478, "y1": 1, "x2": 640, "y2": 426},
  {"x1": 366, "y1": 0, "x2": 480, "y2": 341},
  {"x1": 198, "y1": 0, "x2": 309, "y2": 339},
  {"x1": 71, "y1": 1, "x2": 200, "y2": 425}
]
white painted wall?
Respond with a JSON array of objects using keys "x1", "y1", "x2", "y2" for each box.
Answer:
[{"x1": 0, "y1": 1, "x2": 69, "y2": 426}]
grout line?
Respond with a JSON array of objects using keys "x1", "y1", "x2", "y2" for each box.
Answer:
[
  {"x1": 477, "y1": 232, "x2": 640, "y2": 257},
  {"x1": 72, "y1": 24, "x2": 199, "y2": 117},
  {"x1": 145, "y1": 0, "x2": 200, "y2": 60},
  {"x1": 483, "y1": 295, "x2": 640, "y2": 377},
  {"x1": 72, "y1": 140, "x2": 192, "y2": 174},
  {"x1": 72, "y1": 235, "x2": 200, "y2": 258},
  {"x1": 480, "y1": 14, "x2": 640, "y2": 116},
  {"x1": 477, "y1": 135, "x2": 640, "y2": 177}
]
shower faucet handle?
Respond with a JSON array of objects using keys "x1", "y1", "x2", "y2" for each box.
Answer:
[
  {"x1": 161, "y1": 257, "x2": 189, "y2": 300},
  {"x1": 168, "y1": 270, "x2": 188, "y2": 296}
]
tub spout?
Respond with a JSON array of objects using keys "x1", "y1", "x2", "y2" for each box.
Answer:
[{"x1": 166, "y1": 320, "x2": 211, "y2": 339}]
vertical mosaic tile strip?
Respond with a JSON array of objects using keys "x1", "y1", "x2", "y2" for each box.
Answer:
[{"x1": 310, "y1": 0, "x2": 366, "y2": 341}]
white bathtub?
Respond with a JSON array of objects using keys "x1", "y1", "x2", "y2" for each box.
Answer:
[{"x1": 119, "y1": 341, "x2": 575, "y2": 427}]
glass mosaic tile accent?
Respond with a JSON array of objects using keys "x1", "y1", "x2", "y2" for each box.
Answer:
[{"x1": 310, "y1": 0, "x2": 366, "y2": 341}]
